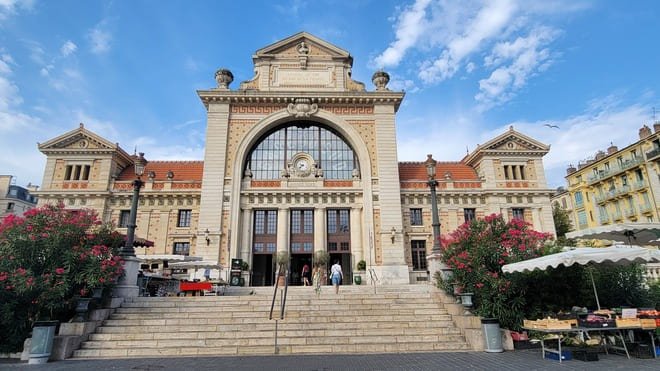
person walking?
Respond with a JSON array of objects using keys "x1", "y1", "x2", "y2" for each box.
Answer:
[
  {"x1": 330, "y1": 260, "x2": 343, "y2": 294},
  {"x1": 301, "y1": 263, "x2": 311, "y2": 286}
]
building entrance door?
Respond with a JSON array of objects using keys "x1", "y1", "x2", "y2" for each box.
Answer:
[
  {"x1": 291, "y1": 253, "x2": 312, "y2": 286},
  {"x1": 251, "y1": 254, "x2": 273, "y2": 286}
]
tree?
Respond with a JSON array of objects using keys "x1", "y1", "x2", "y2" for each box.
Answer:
[
  {"x1": 552, "y1": 202, "x2": 573, "y2": 238},
  {"x1": 0, "y1": 203, "x2": 124, "y2": 352}
]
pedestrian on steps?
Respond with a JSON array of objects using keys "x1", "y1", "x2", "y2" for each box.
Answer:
[{"x1": 330, "y1": 260, "x2": 343, "y2": 294}]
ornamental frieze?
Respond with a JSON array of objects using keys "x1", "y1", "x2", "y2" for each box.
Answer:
[{"x1": 230, "y1": 105, "x2": 284, "y2": 114}]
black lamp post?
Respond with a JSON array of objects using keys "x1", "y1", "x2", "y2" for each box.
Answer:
[
  {"x1": 425, "y1": 154, "x2": 441, "y2": 254},
  {"x1": 120, "y1": 152, "x2": 147, "y2": 258}
]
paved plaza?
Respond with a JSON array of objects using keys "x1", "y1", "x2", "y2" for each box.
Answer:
[{"x1": 1, "y1": 350, "x2": 658, "y2": 371}]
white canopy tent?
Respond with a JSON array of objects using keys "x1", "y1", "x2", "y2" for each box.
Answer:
[
  {"x1": 168, "y1": 260, "x2": 223, "y2": 280},
  {"x1": 502, "y1": 246, "x2": 660, "y2": 310},
  {"x1": 566, "y1": 223, "x2": 660, "y2": 246}
]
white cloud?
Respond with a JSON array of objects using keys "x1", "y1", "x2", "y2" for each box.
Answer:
[
  {"x1": 373, "y1": 0, "x2": 432, "y2": 68},
  {"x1": 88, "y1": 23, "x2": 112, "y2": 54},
  {"x1": 0, "y1": 0, "x2": 34, "y2": 20},
  {"x1": 491, "y1": 99, "x2": 651, "y2": 188},
  {"x1": 60, "y1": 40, "x2": 77, "y2": 57},
  {"x1": 418, "y1": 0, "x2": 517, "y2": 83},
  {"x1": 375, "y1": 0, "x2": 587, "y2": 111}
]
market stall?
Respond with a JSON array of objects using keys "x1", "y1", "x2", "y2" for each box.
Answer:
[{"x1": 504, "y1": 246, "x2": 660, "y2": 361}]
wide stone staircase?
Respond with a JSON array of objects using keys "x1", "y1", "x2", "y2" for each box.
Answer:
[{"x1": 73, "y1": 284, "x2": 473, "y2": 358}]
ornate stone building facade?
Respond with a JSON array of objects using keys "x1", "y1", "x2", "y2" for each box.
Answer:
[
  {"x1": 555, "y1": 124, "x2": 660, "y2": 231},
  {"x1": 34, "y1": 32, "x2": 556, "y2": 285}
]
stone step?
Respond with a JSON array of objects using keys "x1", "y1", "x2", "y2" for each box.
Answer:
[
  {"x1": 73, "y1": 339, "x2": 470, "y2": 358},
  {"x1": 95, "y1": 319, "x2": 458, "y2": 334},
  {"x1": 82, "y1": 333, "x2": 469, "y2": 349},
  {"x1": 73, "y1": 284, "x2": 473, "y2": 358},
  {"x1": 89, "y1": 326, "x2": 463, "y2": 341}
]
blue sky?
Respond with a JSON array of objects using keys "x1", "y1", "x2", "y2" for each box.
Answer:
[{"x1": 1, "y1": 0, "x2": 658, "y2": 190}]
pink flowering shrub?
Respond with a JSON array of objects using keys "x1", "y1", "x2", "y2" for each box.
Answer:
[
  {"x1": 441, "y1": 214, "x2": 553, "y2": 329},
  {"x1": 0, "y1": 203, "x2": 125, "y2": 352}
]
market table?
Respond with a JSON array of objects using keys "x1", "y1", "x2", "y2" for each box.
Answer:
[
  {"x1": 522, "y1": 326, "x2": 657, "y2": 363},
  {"x1": 179, "y1": 281, "x2": 212, "y2": 296}
]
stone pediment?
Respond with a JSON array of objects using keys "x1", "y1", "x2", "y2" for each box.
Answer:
[
  {"x1": 239, "y1": 32, "x2": 365, "y2": 92},
  {"x1": 38, "y1": 123, "x2": 129, "y2": 158},
  {"x1": 463, "y1": 126, "x2": 550, "y2": 165}
]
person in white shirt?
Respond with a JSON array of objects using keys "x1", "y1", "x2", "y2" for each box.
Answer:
[{"x1": 330, "y1": 260, "x2": 343, "y2": 294}]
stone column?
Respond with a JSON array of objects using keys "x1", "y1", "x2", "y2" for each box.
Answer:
[
  {"x1": 350, "y1": 207, "x2": 363, "y2": 266},
  {"x1": 277, "y1": 208, "x2": 289, "y2": 254},
  {"x1": 314, "y1": 207, "x2": 326, "y2": 254}
]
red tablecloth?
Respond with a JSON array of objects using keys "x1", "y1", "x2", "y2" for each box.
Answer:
[{"x1": 179, "y1": 282, "x2": 212, "y2": 292}]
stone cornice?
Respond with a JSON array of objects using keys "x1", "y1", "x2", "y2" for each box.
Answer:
[{"x1": 197, "y1": 90, "x2": 405, "y2": 111}]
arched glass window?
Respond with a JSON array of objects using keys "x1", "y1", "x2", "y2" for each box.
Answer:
[{"x1": 247, "y1": 122, "x2": 357, "y2": 180}]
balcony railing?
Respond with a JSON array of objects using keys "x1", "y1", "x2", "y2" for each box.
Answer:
[
  {"x1": 599, "y1": 214, "x2": 610, "y2": 224},
  {"x1": 586, "y1": 157, "x2": 644, "y2": 184},
  {"x1": 612, "y1": 211, "x2": 623, "y2": 221},
  {"x1": 639, "y1": 203, "x2": 654, "y2": 214},
  {"x1": 623, "y1": 208, "x2": 637, "y2": 218},
  {"x1": 646, "y1": 147, "x2": 660, "y2": 161}
]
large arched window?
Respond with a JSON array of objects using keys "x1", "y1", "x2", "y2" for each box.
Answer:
[{"x1": 247, "y1": 122, "x2": 357, "y2": 180}]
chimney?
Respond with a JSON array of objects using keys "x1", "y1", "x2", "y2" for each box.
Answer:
[
  {"x1": 654, "y1": 122, "x2": 660, "y2": 133},
  {"x1": 607, "y1": 142, "x2": 618, "y2": 155},
  {"x1": 566, "y1": 164, "x2": 577, "y2": 175},
  {"x1": 640, "y1": 125, "x2": 652, "y2": 139},
  {"x1": 594, "y1": 150, "x2": 606, "y2": 160}
]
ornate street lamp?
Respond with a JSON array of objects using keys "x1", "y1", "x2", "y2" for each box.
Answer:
[
  {"x1": 425, "y1": 154, "x2": 441, "y2": 254},
  {"x1": 119, "y1": 152, "x2": 148, "y2": 257}
]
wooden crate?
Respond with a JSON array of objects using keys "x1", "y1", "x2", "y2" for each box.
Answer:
[
  {"x1": 615, "y1": 318, "x2": 641, "y2": 328},
  {"x1": 640, "y1": 318, "x2": 657, "y2": 329}
]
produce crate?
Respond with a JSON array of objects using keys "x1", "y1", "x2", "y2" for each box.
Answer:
[
  {"x1": 578, "y1": 319, "x2": 616, "y2": 328},
  {"x1": 640, "y1": 318, "x2": 657, "y2": 329},
  {"x1": 615, "y1": 318, "x2": 641, "y2": 328},
  {"x1": 544, "y1": 350, "x2": 572, "y2": 361},
  {"x1": 545, "y1": 320, "x2": 573, "y2": 330},
  {"x1": 572, "y1": 349, "x2": 599, "y2": 362}
]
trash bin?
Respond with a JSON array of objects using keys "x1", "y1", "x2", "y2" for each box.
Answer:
[
  {"x1": 28, "y1": 320, "x2": 58, "y2": 364},
  {"x1": 481, "y1": 318, "x2": 503, "y2": 353}
]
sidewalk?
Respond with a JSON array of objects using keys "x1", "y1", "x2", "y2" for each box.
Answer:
[{"x1": 1, "y1": 350, "x2": 657, "y2": 371}]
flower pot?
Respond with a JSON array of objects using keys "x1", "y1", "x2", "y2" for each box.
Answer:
[
  {"x1": 73, "y1": 298, "x2": 94, "y2": 322},
  {"x1": 28, "y1": 320, "x2": 58, "y2": 364},
  {"x1": 481, "y1": 318, "x2": 503, "y2": 353},
  {"x1": 459, "y1": 293, "x2": 474, "y2": 308}
]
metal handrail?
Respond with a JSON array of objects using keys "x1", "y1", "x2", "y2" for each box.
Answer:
[
  {"x1": 269, "y1": 263, "x2": 289, "y2": 355},
  {"x1": 368, "y1": 268, "x2": 379, "y2": 294}
]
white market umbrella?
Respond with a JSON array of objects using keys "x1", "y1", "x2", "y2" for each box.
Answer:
[
  {"x1": 137, "y1": 254, "x2": 203, "y2": 262},
  {"x1": 168, "y1": 260, "x2": 223, "y2": 279},
  {"x1": 502, "y1": 246, "x2": 660, "y2": 310},
  {"x1": 566, "y1": 223, "x2": 660, "y2": 246}
]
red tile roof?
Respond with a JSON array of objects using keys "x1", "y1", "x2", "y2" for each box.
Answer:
[
  {"x1": 116, "y1": 161, "x2": 204, "y2": 181},
  {"x1": 398, "y1": 161, "x2": 479, "y2": 182}
]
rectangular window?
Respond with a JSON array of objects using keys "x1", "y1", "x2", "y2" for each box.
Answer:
[
  {"x1": 327, "y1": 209, "x2": 350, "y2": 253},
  {"x1": 82, "y1": 165, "x2": 90, "y2": 181},
  {"x1": 173, "y1": 242, "x2": 190, "y2": 256},
  {"x1": 621, "y1": 174, "x2": 628, "y2": 186},
  {"x1": 411, "y1": 240, "x2": 427, "y2": 271},
  {"x1": 463, "y1": 208, "x2": 476, "y2": 223},
  {"x1": 177, "y1": 210, "x2": 192, "y2": 227},
  {"x1": 578, "y1": 210, "x2": 588, "y2": 226},
  {"x1": 253, "y1": 210, "x2": 277, "y2": 254},
  {"x1": 512, "y1": 208, "x2": 525, "y2": 220},
  {"x1": 410, "y1": 208, "x2": 423, "y2": 226},
  {"x1": 574, "y1": 191, "x2": 584, "y2": 208},
  {"x1": 636, "y1": 169, "x2": 644, "y2": 182},
  {"x1": 65, "y1": 165, "x2": 73, "y2": 180},
  {"x1": 118, "y1": 210, "x2": 130, "y2": 228}
]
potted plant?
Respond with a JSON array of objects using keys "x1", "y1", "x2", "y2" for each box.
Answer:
[{"x1": 354, "y1": 259, "x2": 366, "y2": 285}]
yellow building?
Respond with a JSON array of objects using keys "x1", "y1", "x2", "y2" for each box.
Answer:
[
  {"x1": 561, "y1": 124, "x2": 660, "y2": 231},
  {"x1": 33, "y1": 32, "x2": 557, "y2": 285}
]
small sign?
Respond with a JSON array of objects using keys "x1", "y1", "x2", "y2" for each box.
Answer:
[{"x1": 621, "y1": 308, "x2": 637, "y2": 319}]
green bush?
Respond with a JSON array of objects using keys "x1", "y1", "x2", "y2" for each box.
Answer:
[{"x1": 0, "y1": 203, "x2": 124, "y2": 353}]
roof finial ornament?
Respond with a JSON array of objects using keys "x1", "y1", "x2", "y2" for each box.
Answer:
[{"x1": 79, "y1": 122, "x2": 84, "y2": 128}]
